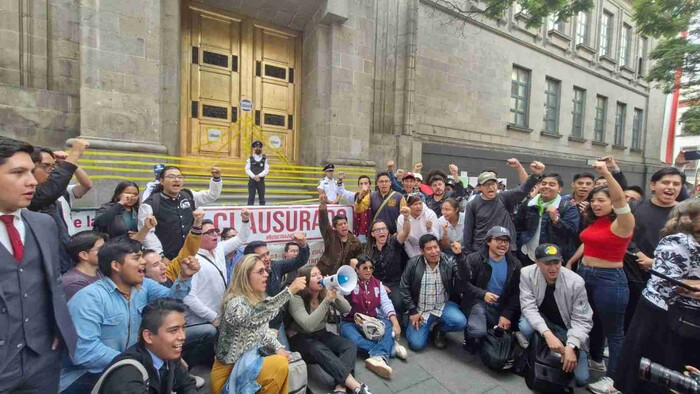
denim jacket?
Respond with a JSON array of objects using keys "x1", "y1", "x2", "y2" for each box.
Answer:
[{"x1": 60, "y1": 277, "x2": 191, "y2": 390}]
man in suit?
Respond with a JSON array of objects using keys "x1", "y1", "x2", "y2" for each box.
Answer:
[
  {"x1": 97, "y1": 298, "x2": 197, "y2": 394},
  {"x1": 0, "y1": 136, "x2": 78, "y2": 393}
]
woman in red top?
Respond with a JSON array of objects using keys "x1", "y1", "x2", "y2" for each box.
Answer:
[{"x1": 570, "y1": 161, "x2": 635, "y2": 394}]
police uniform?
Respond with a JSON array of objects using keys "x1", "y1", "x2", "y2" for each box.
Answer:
[
  {"x1": 245, "y1": 141, "x2": 269, "y2": 205},
  {"x1": 317, "y1": 164, "x2": 341, "y2": 202}
]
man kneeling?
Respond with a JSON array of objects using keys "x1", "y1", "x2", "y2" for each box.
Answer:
[
  {"x1": 95, "y1": 298, "x2": 197, "y2": 393},
  {"x1": 519, "y1": 244, "x2": 593, "y2": 386}
]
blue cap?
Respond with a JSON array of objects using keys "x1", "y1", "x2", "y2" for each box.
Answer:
[{"x1": 153, "y1": 164, "x2": 165, "y2": 175}]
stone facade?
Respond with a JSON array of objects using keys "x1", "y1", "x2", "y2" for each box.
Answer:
[{"x1": 0, "y1": 0, "x2": 668, "y2": 189}]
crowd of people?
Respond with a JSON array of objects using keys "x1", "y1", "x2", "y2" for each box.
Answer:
[{"x1": 1, "y1": 133, "x2": 699, "y2": 394}]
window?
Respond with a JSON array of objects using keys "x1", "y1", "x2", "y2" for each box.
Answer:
[
  {"x1": 620, "y1": 24, "x2": 632, "y2": 67},
  {"x1": 614, "y1": 102, "x2": 626, "y2": 146},
  {"x1": 632, "y1": 108, "x2": 643, "y2": 150},
  {"x1": 575, "y1": 12, "x2": 589, "y2": 46},
  {"x1": 543, "y1": 78, "x2": 561, "y2": 134},
  {"x1": 548, "y1": 14, "x2": 565, "y2": 33},
  {"x1": 638, "y1": 36, "x2": 648, "y2": 76},
  {"x1": 594, "y1": 95, "x2": 607, "y2": 142},
  {"x1": 600, "y1": 12, "x2": 613, "y2": 57},
  {"x1": 510, "y1": 66, "x2": 531, "y2": 127},
  {"x1": 572, "y1": 87, "x2": 586, "y2": 138}
]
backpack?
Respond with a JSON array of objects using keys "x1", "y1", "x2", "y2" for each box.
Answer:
[
  {"x1": 148, "y1": 188, "x2": 195, "y2": 218},
  {"x1": 480, "y1": 328, "x2": 515, "y2": 371},
  {"x1": 288, "y1": 351, "x2": 308, "y2": 394},
  {"x1": 91, "y1": 359, "x2": 149, "y2": 394},
  {"x1": 524, "y1": 332, "x2": 574, "y2": 393}
]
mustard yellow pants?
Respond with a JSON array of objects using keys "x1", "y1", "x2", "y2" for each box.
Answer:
[{"x1": 211, "y1": 355, "x2": 289, "y2": 394}]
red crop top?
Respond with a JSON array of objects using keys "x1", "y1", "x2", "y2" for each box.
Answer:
[{"x1": 579, "y1": 216, "x2": 633, "y2": 262}]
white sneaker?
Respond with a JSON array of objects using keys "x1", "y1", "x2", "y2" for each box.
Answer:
[
  {"x1": 514, "y1": 332, "x2": 529, "y2": 349},
  {"x1": 587, "y1": 376, "x2": 620, "y2": 394},
  {"x1": 589, "y1": 359, "x2": 606, "y2": 372},
  {"x1": 365, "y1": 356, "x2": 392, "y2": 378},
  {"x1": 192, "y1": 375, "x2": 205, "y2": 389},
  {"x1": 603, "y1": 347, "x2": 609, "y2": 358},
  {"x1": 394, "y1": 341, "x2": 408, "y2": 360}
]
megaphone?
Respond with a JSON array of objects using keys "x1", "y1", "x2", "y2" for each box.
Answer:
[{"x1": 321, "y1": 265, "x2": 358, "y2": 296}]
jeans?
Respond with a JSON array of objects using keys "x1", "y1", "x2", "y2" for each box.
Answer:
[
  {"x1": 277, "y1": 322, "x2": 290, "y2": 351},
  {"x1": 339, "y1": 319, "x2": 395, "y2": 359},
  {"x1": 385, "y1": 281, "x2": 406, "y2": 316},
  {"x1": 519, "y1": 316, "x2": 590, "y2": 386},
  {"x1": 405, "y1": 301, "x2": 467, "y2": 351},
  {"x1": 466, "y1": 301, "x2": 500, "y2": 339},
  {"x1": 289, "y1": 330, "x2": 356, "y2": 386},
  {"x1": 183, "y1": 323, "x2": 217, "y2": 367},
  {"x1": 577, "y1": 264, "x2": 628, "y2": 377}
]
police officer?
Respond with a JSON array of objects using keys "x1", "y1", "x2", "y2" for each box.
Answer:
[
  {"x1": 245, "y1": 140, "x2": 269, "y2": 205},
  {"x1": 317, "y1": 164, "x2": 344, "y2": 204}
]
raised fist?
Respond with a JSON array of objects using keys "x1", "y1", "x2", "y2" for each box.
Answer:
[
  {"x1": 210, "y1": 165, "x2": 222, "y2": 178},
  {"x1": 448, "y1": 164, "x2": 459, "y2": 176},
  {"x1": 400, "y1": 206, "x2": 411, "y2": 217},
  {"x1": 241, "y1": 209, "x2": 251, "y2": 222},
  {"x1": 451, "y1": 241, "x2": 462, "y2": 255},
  {"x1": 193, "y1": 209, "x2": 205, "y2": 223},
  {"x1": 71, "y1": 139, "x2": 90, "y2": 153},
  {"x1": 529, "y1": 161, "x2": 545, "y2": 175},
  {"x1": 180, "y1": 256, "x2": 201, "y2": 280},
  {"x1": 387, "y1": 160, "x2": 396, "y2": 170},
  {"x1": 144, "y1": 215, "x2": 158, "y2": 230},
  {"x1": 506, "y1": 158, "x2": 521, "y2": 168},
  {"x1": 292, "y1": 232, "x2": 307, "y2": 245}
]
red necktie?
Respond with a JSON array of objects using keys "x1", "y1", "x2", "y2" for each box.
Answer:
[{"x1": 0, "y1": 215, "x2": 24, "y2": 262}]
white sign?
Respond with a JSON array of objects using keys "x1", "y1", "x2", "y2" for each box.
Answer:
[
  {"x1": 240, "y1": 99, "x2": 253, "y2": 112},
  {"x1": 269, "y1": 135, "x2": 282, "y2": 149},
  {"x1": 207, "y1": 128, "x2": 221, "y2": 142}
]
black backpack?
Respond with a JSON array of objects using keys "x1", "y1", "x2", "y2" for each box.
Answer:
[
  {"x1": 480, "y1": 328, "x2": 515, "y2": 371},
  {"x1": 524, "y1": 332, "x2": 574, "y2": 393}
]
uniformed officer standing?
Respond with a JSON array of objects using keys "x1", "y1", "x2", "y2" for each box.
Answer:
[
  {"x1": 317, "y1": 164, "x2": 345, "y2": 204},
  {"x1": 245, "y1": 140, "x2": 269, "y2": 205}
]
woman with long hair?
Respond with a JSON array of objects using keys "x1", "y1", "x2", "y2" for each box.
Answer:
[
  {"x1": 573, "y1": 161, "x2": 635, "y2": 394},
  {"x1": 210, "y1": 254, "x2": 306, "y2": 394},
  {"x1": 287, "y1": 266, "x2": 372, "y2": 394},
  {"x1": 397, "y1": 194, "x2": 441, "y2": 258},
  {"x1": 93, "y1": 181, "x2": 141, "y2": 239},
  {"x1": 615, "y1": 199, "x2": 700, "y2": 393}
]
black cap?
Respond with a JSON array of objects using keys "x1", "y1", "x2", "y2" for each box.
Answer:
[
  {"x1": 486, "y1": 226, "x2": 511, "y2": 241},
  {"x1": 323, "y1": 164, "x2": 335, "y2": 172},
  {"x1": 446, "y1": 178, "x2": 456, "y2": 187},
  {"x1": 535, "y1": 244, "x2": 563, "y2": 263},
  {"x1": 251, "y1": 140, "x2": 263, "y2": 148}
]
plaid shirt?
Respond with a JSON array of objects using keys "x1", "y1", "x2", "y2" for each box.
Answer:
[{"x1": 418, "y1": 260, "x2": 447, "y2": 321}]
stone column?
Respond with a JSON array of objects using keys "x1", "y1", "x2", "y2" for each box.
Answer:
[{"x1": 71, "y1": 0, "x2": 167, "y2": 153}]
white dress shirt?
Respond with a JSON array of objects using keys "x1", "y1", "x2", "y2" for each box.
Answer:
[
  {"x1": 0, "y1": 209, "x2": 25, "y2": 256},
  {"x1": 245, "y1": 154, "x2": 270, "y2": 179}
]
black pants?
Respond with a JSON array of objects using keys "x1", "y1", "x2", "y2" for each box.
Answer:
[
  {"x1": 247, "y1": 178, "x2": 266, "y2": 205},
  {"x1": 289, "y1": 330, "x2": 357, "y2": 386},
  {"x1": 0, "y1": 346, "x2": 62, "y2": 394},
  {"x1": 385, "y1": 281, "x2": 406, "y2": 316}
]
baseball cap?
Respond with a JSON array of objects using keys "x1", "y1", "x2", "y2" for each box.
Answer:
[
  {"x1": 486, "y1": 226, "x2": 511, "y2": 241},
  {"x1": 478, "y1": 171, "x2": 498, "y2": 185},
  {"x1": 403, "y1": 172, "x2": 416, "y2": 180},
  {"x1": 535, "y1": 244, "x2": 563, "y2": 263},
  {"x1": 445, "y1": 178, "x2": 456, "y2": 187},
  {"x1": 414, "y1": 173, "x2": 423, "y2": 181}
]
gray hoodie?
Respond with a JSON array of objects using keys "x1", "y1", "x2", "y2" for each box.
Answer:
[{"x1": 519, "y1": 265, "x2": 593, "y2": 350}]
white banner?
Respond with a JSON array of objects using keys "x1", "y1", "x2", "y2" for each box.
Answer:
[{"x1": 69, "y1": 204, "x2": 354, "y2": 265}]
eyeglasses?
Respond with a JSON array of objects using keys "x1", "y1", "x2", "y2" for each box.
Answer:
[
  {"x1": 164, "y1": 175, "x2": 185, "y2": 180},
  {"x1": 482, "y1": 181, "x2": 498, "y2": 188},
  {"x1": 203, "y1": 228, "x2": 221, "y2": 236},
  {"x1": 251, "y1": 268, "x2": 267, "y2": 276},
  {"x1": 360, "y1": 266, "x2": 375, "y2": 271},
  {"x1": 492, "y1": 238, "x2": 510, "y2": 245},
  {"x1": 372, "y1": 227, "x2": 388, "y2": 233},
  {"x1": 36, "y1": 163, "x2": 56, "y2": 172}
]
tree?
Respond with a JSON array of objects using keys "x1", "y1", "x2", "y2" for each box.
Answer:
[
  {"x1": 633, "y1": 0, "x2": 700, "y2": 135},
  {"x1": 428, "y1": 0, "x2": 593, "y2": 29}
]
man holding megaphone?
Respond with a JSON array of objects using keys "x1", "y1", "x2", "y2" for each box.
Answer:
[{"x1": 400, "y1": 234, "x2": 468, "y2": 351}]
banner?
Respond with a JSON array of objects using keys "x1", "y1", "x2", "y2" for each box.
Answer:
[{"x1": 69, "y1": 204, "x2": 354, "y2": 265}]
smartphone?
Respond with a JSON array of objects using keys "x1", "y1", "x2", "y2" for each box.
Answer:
[
  {"x1": 649, "y1": 270, "x2": 700, "y2": 292},
  {"x1": 683, "y1": 150, "x2": 700, "y2": 161},
  {"x1": 586, "y1": 159, "x2": 598, "y2": 166}
]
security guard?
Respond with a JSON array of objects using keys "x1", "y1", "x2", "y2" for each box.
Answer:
[
  {"x1": 317, "y1": 164, "x2": 343, "y2": 204},
  {"x1": 245, "y1": 140, "x2": 269, "y2": 205}
]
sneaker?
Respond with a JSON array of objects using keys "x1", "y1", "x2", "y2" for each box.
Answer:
[
  {"x1": 365, "y1": 356, "x2": 392, "y2": 378},
  {"x1": 191, "y1": 375, "x2": 205, "y2": 389},
  {"x1": 354, "y1": 383, "x2": 373, "y2": 394},
  {"x1": 514, "y1": 332, "x2": 529, "y2": 349},
  {"x1": 587, "y1": 376, "x2": 620, "y2": 394},
  {"x1": 603, "y1": 347, "x2": 609, "y2": 358},
  {"x1": 394, "y1": 341, "x2": 408, "y2": 360},
  {"x1": 431, "y1": 325, "x2": 447, "y2": 349},
  {"x1": 589, "y1": 359, "x2": 606, "y2": 372}
]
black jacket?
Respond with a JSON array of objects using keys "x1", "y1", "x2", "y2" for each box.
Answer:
[
  {"x1": 400, "y1": 252, "x2": 464, "y2": 315},
  {"x1": 458, "y1": 248, "x2": 522, "y2": 322},
  {"x1": 94, "y1": 202, "x2": 138, "y2": 239},
  {"x1": 99, "y1": 342, "x2": 197, "y2": 394}
]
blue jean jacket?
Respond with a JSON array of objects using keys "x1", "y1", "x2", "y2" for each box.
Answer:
[{"x1": 223, "y1": 345, "x2": 264, "y2": 394}]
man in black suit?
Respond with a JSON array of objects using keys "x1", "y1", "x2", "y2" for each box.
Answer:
[
  {"x1": 97, "y1": 298, "x2": 197, "y2": 394},
  {"x1": 0, "y1": 136, "x2": 78, "y2": 393}
]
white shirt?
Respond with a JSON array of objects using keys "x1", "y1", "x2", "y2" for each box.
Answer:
[
  {"x1": 58, "y1": 185, "x2": 82, "y2": 236},
  {"x1": 184, "y1": 222, "x2": 251, "y2": 325},
  {"x1": 397, "y1": 204, "x2": 441, "y2": 258},
  {"x1": 245, "y1": 154, "x2": 270, "y2": 179},
  {"x1": 0, "y1": 209, "x2": 25, "y2": 256},
  {"x1": 317, "y1": 177, "x2": 341, "y2": 202},
  {"x1": 437, "y1": 212, "x2": 465, "y2": 243}
]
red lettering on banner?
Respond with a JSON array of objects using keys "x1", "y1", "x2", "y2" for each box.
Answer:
[
  {"x1": 258, "y1": 211, "x2": 271, "y2": 233},
  {"x1": 249, "y1": 213, "x2": 258, "y2": 233},
  {"x1": 212, "y1": 212, "x2": 228, "y2": 229},
  {"x1": 73, "y1": 219, "x2": 82, "y2": 228},
  {"x1": 272, "y1": 210, "x2": 285, "y2": 233},
  {"x1": 300, "y1": 210, "x2": 311, "y2": 231},
  {"x1": 285, "y1": 212, "x2": 298, "y2": 232}
]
